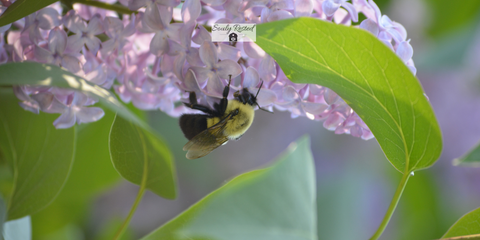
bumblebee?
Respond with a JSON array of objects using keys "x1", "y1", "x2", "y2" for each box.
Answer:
[{"x1": 179, "y1": 76, "x2": 269, "y2": 159}]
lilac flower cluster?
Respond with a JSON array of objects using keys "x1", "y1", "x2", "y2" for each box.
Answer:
[{"x1": 0, "y1": 0, "x2": 416, "y2": 139}]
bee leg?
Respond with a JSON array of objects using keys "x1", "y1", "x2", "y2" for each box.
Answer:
[
  {"x1": 183, "y1": 91, "x2": 215, "y2": 115},
  {"x1": 218, "y1": 75, "x2": 232, "y2": 115},
  {"x1": 234, "y1": 90, "x2": 247, "y2": 104}
]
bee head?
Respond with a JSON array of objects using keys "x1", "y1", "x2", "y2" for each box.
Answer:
[
  {"x1": 234, "y1": 81, "x2": 273, "y2": 113},
  {"x1": 234, "y1": 88, "x2": 258, "y2": 106}
]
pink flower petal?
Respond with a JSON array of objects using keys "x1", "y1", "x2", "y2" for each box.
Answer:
[
  {"x1": 85, "y1": 37, "x2": 101, "y2": 54},
  {"x1": 323, "y1": 111, "x2": 345, "y2": 130},
  {"x1": 173, "y1": 53, "x2": 187, "y2": 79},
  {"x1": 392, "y1": 21, "x2": 407, "y2": 41},
  {"x1": 267, "y1": 10, "x2": 294, "y2": 22},
  {"x1": 184, "y1": 69, "x2": 202, "y2": 92},
  {"x1": 341, "y1": 2, "x2": 358, "y2": 22},
  {"x1": 179, "y1": 23, "x2": 195, "y2": 47},
  {"x1": 217, "y1": 43, "x2": 240, "y2": 61},
  {"x1": 76, "y1": 107, "x2": 105, "y2": 124},
  {"x1": 186, "y1": 47, "x2": 203, "y2": 66},
  {"x1": 37, "y1": 8, "x2": 60, "y2": 30},
  {"x1": 48, "y1": 28, "x2": 67, "y2": 54},
  {"x1": 302, "y1": 101, "x2": 328, "y2": 115},
  {"x1": 168, "y1": 39, "x2": 186, "y2": 56},
  {"x1": 362, "y1": 129, "x2": 374, "y2": 140},
  {"x1": 30, "y1": 92, "x2": 54, "y2": 111},
  {"x1": 243, "y1": 66, "x2": 260, "y2": 88},
  {"x1": 243, "y1": 42, "x2": 265, "y2": 59},
  {"x1": 368, "y1": 0, "x2": 382, "y2": 23},
  {"x1": 67, "y1": 34, "x2": 84, "y2": 53},
  {"x1": 254, "y1": 88, "x2": 276, "y2": 106},
  {"x1": 406, "y1": 59, "x2": 417, "y2": 75},
  {"x1": 122, "y1": 14, "x2": 136, "y2": 37},
  {"x1": 360, "y1": 18, "x2": 379, "y2": 36},
  {"x1": 190, "y1": 66, "x2": 211, "y2": 86},
  {"x1": 324, "y1": 88, "x2": 339, "y2": 105},
  {"x1": 396, "y1": 40, "x2": 413, "y2": 63},
  {"x1": 192, "y1": 25, "x2": 211, "y2": 45},
  {"x1": 206, "y1": 74, "x2": 224, "y2": 97},
  {"x1": 322, "y1": 0, "x2": 340, "y2": 17},
  {"x1": 62, "y1": 55, "x2": 81, "y2": 73},
  {"x1": 216, "y1": 59, "x2": 242, "y2": 79},
  {"x1": 150, "y1": 32, "x2": 169, "y2": 56},
  {"x1": 53, "y1": 108, "x2": 76, "y2": 129},
  {"x1": 295, "y1": 0, "x2": 313, "y2": 17},
  {"x1": 258, "y1": 55, "x2": 276, "y2": 82},
  {"x1": 282, "y1": 85, "x2": 299, "y2": 102},
  {"x1": 158, "y1": 5, "x2": 174, "y2": 27},
  {"x1": 157, "y1": 0, "x2": 182, "y2": 7},
  {"x1": 34, "y1": 46, "x2": 54, "y2": 63},
  {"x1": 199, "y1": 41, "x2": 218, "y2": 68},
  {"x1": 182, "y1": 0, "x2": 202, "y2": 24},
  {"x1": 87, "y1": 15, "x2": 105, "y2": 35},
  {"x1": 144, "y1": 4, "x2": 165, "y2": 31},
  {"x1": 201, "y1": 0, "x2": 227, "y2": 7},
  {"x1": 128, "y1": 0, "x2": 148, "y2": 10},
  {"x1": 104, "y1": 17, "x2": 123, "y2": 37}
]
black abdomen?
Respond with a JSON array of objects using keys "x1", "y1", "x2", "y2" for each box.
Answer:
[{"x1": 179, "y1": 114, "x2": 208, "y2": 140}]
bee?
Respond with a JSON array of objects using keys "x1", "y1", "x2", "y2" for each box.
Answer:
[{"x1": 179, "y1": 75, "x2": 270, "y2": 159}]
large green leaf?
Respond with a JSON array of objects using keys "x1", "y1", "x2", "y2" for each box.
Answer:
[
  {"x1": 0, "y1": 0, "x2": 58, "y2": 27},
  {"x1": 453, "y1": 141, "x2": 480, "y2": 167},
  {"x1": 442, "y1": 207, "x2": 480, "y2": 239},
  {"x1": 109, "y1": 115, "x2": 176, "y2": 199},
  {"x1": 141, "y1": 135, "x2": 316, "y2": 240},
  {"x1": 0, "y1": 62, "x2": 148, "y2": 130},
  {"x1": 256, "y1": 17, "x2": 442, "y2": 173},
  {"x1": 31, "y1": 109, "x2": 121, "y2": 237},
  {"x1": 0, "y1": 89, "x2": 75, "y2": 220}
]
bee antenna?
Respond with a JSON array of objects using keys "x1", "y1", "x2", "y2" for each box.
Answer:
[
  {"x1": 255, "y1": 81, "x2": 263, "y2": 99},
  {"x1": 228, "y1": 75, "x2": 232, "y2": 87},
  {"x1": 257, "y1": 104, "x2": 274, "y2": 114}
]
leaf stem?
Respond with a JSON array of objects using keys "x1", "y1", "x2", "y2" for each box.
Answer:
[
  {"x1": 112, "y1": 125, "x2": 149, "y2": 240},
  {"x1": 72, "y1": 0, "x2": 137, "y2": 15},
  {"x1": 369, "y1": 171, "x2": 411, "y2": 240},
  {"x1": 441, "y1": 233, "x2": 480, "y2": 240}
]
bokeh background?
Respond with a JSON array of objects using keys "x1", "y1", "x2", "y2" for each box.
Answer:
[{"x1": 28, "y1": 0, "x2": 480, "y2": 239}]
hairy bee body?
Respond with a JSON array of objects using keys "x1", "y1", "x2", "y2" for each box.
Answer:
[
  {"x1": 206, "y1": 102, "x2": 254, "y2": 140},
  {"x1": 179, "y1": 114, "x2": 208, "y2": 140},
  {"x1": 179, "y1": 77, "x2": 267, "y2": 159}
]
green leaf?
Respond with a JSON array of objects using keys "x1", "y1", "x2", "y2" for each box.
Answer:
[
  {"x1": 3, "y1": 216, "x2": 31, "y2": 240},
  {"x1": 0, "y1": 89, "x2": 75, "y2": 220},
  {"x1": 0, "y1": 0, "x2": 58, "y2": 27},
  {"x1": 442, "y1": 207, "x2": 480, "y2": 239},
  {"x1": 109, "y1": 115, "x2": 176, "y2": 199},
  {"x1": 256, "y1": 17, "x2": 442, "y2": 173},
  {"x1": 141, "y1": 135, "x2": 316, "y2": 240},
  {"x1": 0, "y1": 62, "x2": 148, "y2": 130},
  {"x1": 31, "y1": 109, "x2": 121, "y2": 237},
  {"x1": 94, "y1": 218, "x2": 134, "y2": 240},
  {"x1": 453, "y1": 141, "x2": 480, "y2": 167}
]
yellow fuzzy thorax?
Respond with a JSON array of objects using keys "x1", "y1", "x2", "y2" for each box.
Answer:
[{"x1": 207, "y1": 100, "x2": 255, "y2": 140}]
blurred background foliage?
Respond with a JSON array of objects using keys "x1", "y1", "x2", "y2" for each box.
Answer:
[{"x1": 6, "y1": 0, "x2": 480, "y2": 239}]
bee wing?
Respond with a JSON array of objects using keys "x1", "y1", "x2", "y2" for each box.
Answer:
[{"x1": 183, "y1": 113, "x2": 234, "y2": 159}]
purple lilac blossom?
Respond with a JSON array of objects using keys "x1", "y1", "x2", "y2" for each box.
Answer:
[{"x1": 0, "y1": 0, "x2": 416, "y2": 140}]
